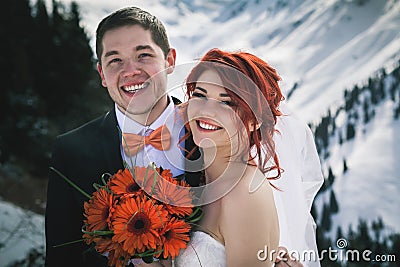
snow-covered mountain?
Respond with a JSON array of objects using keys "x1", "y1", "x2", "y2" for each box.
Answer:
[
  {"x1": 6, "y1": 0, "x2": 400, "y2": 265},
  {"x1": 64, "y1": 0, "x2": 400, "y2": 121},
  {"x1": 66, "y1": 0, "x2": 400, "y2": 231}
]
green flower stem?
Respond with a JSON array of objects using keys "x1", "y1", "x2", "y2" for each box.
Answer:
[
  {"x1": 50, "y1": 167, "x2": 91, "y2": 199},
  {"x1": 52, "y1": 238, "x2": 85, "y2": 248},
  {"x1": 186, "y1": 207, "x2": 204, "y2": 223}
]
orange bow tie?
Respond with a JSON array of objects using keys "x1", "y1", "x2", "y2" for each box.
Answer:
[{"x1": 122, "y1": 125, "x2": 171, "y2": 156}]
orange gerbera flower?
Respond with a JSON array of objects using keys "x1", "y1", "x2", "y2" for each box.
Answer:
[
  {"x1": 157, "y1": 217, "x2": 191, "y2": 259},
  {"x1": 85, "y1": 236, "x2": 129, "y2": 267},
  {"x1": 132, "y1": 166, "x2": 158, "y2": 194},
  {"x1": 159, "y1": 168, "x2": 173, "y2": 179},
  {"x1": 111, "y1": 195, "x2": 168, "y2": 255},
  {"x1": 108, "y1": 169, "x2": 142, "y2": 197},
  {"x1": 105, "y1": 241, "x2": 130, "y2": 267},
  {"x1": 82, "y1": 232, "x2": 96, "y2": 246},
  {"x1": 153, "y1": 174, "x2": 194, "y2": 217},
  {"x1": 84, "y1": 188, "x2": 115, "y2": 232}
]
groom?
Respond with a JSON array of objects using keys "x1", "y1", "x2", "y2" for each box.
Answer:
[{"x1": 45, "y1": 7, "x2": 201, "y2": 267}]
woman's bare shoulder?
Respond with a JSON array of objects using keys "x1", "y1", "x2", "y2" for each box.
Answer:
[{"x1": 221, "y1": 167, "x2": 275, "y2": 218}]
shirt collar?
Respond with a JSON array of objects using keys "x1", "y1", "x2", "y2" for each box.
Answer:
[{"x1": 115, "y1": 96, "x2": 175, "y2": 135}]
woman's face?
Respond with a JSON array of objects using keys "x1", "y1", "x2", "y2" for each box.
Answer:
[{"x1": 187, "y1": 69, "x2": 247, "y2": 152}]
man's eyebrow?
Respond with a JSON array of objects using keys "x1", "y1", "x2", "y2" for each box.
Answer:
[
  {"x1": 136, "y1": 45, "x2": 155, "y2": 52},
  {"x1": 103, "y1": 45, "x2": 154, "y2": 58},
  {"x1": 104, "y1": 50, "x2": 118, "y2": 58}
]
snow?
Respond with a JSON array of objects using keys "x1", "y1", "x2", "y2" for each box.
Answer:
[
  {"x1": 323, "y1": 99, "x2": 400, "y2": 235},
  {"x1": 8, "y1": 0, "x2": 399, "y2": 264},
  {"x1": 0, "y1": 199, "x2": 45, "y2": 266}
]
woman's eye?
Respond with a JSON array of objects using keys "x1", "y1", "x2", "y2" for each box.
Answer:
[
  {"x1": 221, "y1": 100, "x2": 235, "y2": 106},
  {"x1": 192, "y1": 92, "x2": 206, "y2": 98}
]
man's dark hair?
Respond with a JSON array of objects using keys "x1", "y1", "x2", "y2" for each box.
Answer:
[{"x1": 96, "y1": 7, "x2": 170, "y2": 64}]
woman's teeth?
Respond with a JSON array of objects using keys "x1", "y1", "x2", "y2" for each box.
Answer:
[{"x1": 198, "y1": 120, "x2": 221, "y2": 130}]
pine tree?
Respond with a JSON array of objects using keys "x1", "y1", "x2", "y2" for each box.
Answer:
[
  {"x1": 329, "y1": 190, "x2": 339, "y2": 213},
  {"x1": 362, "y1": 97, "x2": 370, "y2": 124},
  {"x1": 327, "y1": 167, "x2": 335, "y2": 187},
  {"x1": 346, "y1": 122, "x2": 356, "y2": 140},
  {"x1": 336, "y1": 226, "x2": 343, "y2": 242},
  {"x1": 48, "y1": 1, "x2": 109, "y2": 131},
  {"x1": 395, "y1": 89, "x2": 400, "y2": 119},
  {"x1": 371, "y1": 217, "x2": 386, "y2": 255},
  {"x1": 338, "y1": 131, "x2": 343, "y2": 145},
  {"x1": 0, "y1": 0, "x2": 38, "y2": 164},
  {"x1": 331, "y1": 116, "x2": 336, "y2": 136},
  {"x1": 0, "y1": 0, "x2": 111, "y2": 175},
  {"x1": 345, "y1": 88, "x2": 354, "y2": 111},
  {"x1": 388, "y1": 233, "x2": 400, "y2": 267},
  {"x1": 379, "y1": 71, "x2": 386, "y2": 100},
  {"x1": 370, "y1": 77, "x2": 379, "y2": 105},
  {"x1": 314, "y1": 115, "x2": 330, "y2": 157},
  {"x1": 31, "y1": 0, "x2": 54, "y2": 101},
  {"x1": 355, "y1": 219, "x2": 372, "y2": 251},
  {"x1": 343, "y1": 158, "x2": 348, "y2": 173},
  {"x1": 320, "y1": 203, "x2": 332, "y2": 231},
  {"x1": 311, "y1": 204, "x2": 318, "y2": 222}
]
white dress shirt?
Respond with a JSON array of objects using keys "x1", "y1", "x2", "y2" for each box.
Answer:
[{"x1": 115, "y1": 97, "x2": 185, "y2": 177}]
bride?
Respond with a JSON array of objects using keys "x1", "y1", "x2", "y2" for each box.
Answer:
[{"x1": 171, "y1": 48, "x2": 284, "y2": 267}]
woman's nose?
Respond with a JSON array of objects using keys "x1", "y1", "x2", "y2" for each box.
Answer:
[{"x1": 201, "y1": 98, "x2": 222, "y2": 116}]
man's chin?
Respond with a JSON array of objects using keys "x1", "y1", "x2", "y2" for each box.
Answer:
[
  {"x1": 125, "y1": 107, "x2": 152, "y2": 116},
  {"x1": 124, "y1": 106, "x2": 153, "y2": 120}
]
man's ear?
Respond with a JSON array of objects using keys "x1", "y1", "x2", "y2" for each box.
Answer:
[
  {"x1": 97, "y1": 63, "x2": 107, "y2": 87},
  {"x1": 165, "y1": 48, "x2": 176, "y2": 74}
]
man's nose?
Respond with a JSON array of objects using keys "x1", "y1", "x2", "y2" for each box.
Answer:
[{"x1": 122, "y1": 59, "x2": 142, "y2": 77}]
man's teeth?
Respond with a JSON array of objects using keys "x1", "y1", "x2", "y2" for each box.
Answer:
[
  {"x1": 124, "y1": 83, "x2": 146, "y2": 92},
  {"x1": 199, "y1": 121, "x2": 220, "y2": 130}
]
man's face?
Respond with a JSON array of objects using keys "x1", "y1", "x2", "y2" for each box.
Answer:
[{"x1": 97, "y1": 24, "x2": 176, "y2": 124}]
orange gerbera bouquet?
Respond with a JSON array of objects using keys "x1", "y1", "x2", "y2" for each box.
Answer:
[{"x1": 52, "y1": 164, "x2": 202, "y2": 267}]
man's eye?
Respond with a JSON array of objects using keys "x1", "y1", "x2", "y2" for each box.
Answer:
[
  {"x1": 192, "y1": 92, "x2": 206, "y2": 98},
  {"x1": 138, "y1": 53, "x2": 152, "y2": 59},
  {"x1": 108, "y1": 58, "x2": 121, "y2": 65}
]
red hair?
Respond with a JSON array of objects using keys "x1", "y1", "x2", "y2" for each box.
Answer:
[{"x1": 184, "y1": 48, "x2": 284, "y2": 179}]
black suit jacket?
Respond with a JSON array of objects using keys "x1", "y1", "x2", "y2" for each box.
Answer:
[{"x1": 45, "y1": 107, "x2": 202, "y2": 267}]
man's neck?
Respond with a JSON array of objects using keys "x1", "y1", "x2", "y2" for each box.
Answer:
[{"x1": 119, "y1": 96, "x2": 170, "y2": 126}]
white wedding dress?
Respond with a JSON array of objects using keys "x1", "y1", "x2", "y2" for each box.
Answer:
[{"x1": 174, "y1": 231, "x2": 226, "y2": 267}]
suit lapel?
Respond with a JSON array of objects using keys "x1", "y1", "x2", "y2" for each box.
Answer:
[{"x1": 100, "y1": 108, "x2": 124, "y2": 173}]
